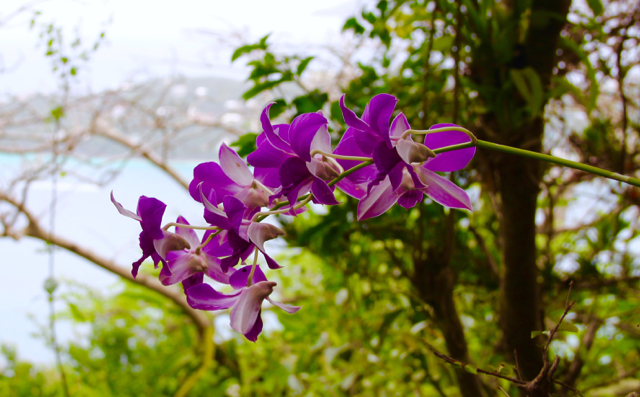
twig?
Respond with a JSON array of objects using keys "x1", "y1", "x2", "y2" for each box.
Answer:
[
  {"x1": 543, "y1": 280, "x2": 575, "y2": 356},
  {"x1": 514, "y1": 349, "x2": 522, "y2": 381},
  {"x1": 498, "y1": 386, "x2": 512, "y2": 397}
]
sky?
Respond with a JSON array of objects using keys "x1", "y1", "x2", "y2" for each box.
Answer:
[
  {"x1": 0, "y1": 0, "x2": 362, "y2": 94},
  {"x1": 0, "y1": 0, "x2": 361, "y2": 363}
]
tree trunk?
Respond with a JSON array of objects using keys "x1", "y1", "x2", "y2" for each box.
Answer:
[{"x1": 472, "y1": 0, "x2": 571, "y2": 382}]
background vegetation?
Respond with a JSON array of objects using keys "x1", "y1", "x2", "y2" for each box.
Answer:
[{"x1": 1, "y1": 0, "x2": 639, "y2": 396}]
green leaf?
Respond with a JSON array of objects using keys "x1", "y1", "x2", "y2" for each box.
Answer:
[
  {"x1": 556, "y1": 321, "x2": 579, "y2": 333},
  {"x1": 498, "y1": 364, "x2": 513, "y2": 376},
  {"x1": 560, "y1": 36, "x2": 598, "y2": 112},
  {"x1": 464, "y1": 365, "x2": 478, "y2": 375},
  {"x1": 531, "y1": 330, "x2": 548, "y2": 338},
  {"x1": 296, "y1": 56, "x2": 314, "y2": 76},
  {"x1": 68, "y1": 303, "x2": 86, "y2": 322},
  {"x1": 343, "y1": 17, "x2": 365, "y2": 35},
  {"x1": 586, "y1": 0, "x2": 604, "y2": 16},
  {"x1": 292, "y1": 91, "x2": 328, "y2": 115},
  {"x1": 231, "y1": 34, "x2": 270, "y2": 62},
  {"x1": 486, "y1": 365, "x2": 497, "y2": 372},
  {"x1": 230, "y1": 133, "x2": 259, "y2": 158},
  {"x1": 50, "y1": 106, "x2": 64, "y2": 121},
  {"x1": 242, "y1": 80, "x2": 280, "y2": 100},
  {"x1": 510, "y1": 67, "x2": 543, "y2": 117}
]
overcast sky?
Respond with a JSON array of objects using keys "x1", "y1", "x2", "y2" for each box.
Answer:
[{"x1": 0, "y1": 0, "x2": 361, "y2": 94}]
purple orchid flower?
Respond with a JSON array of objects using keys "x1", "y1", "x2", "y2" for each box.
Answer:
[
  {"x1": 111, "y1": 192, "x2": 190, "y2": 277},
  {"x1": 189, "y1": 143, "x2": 276, "y2": 211},
  {"x1": 338, "y1": 95, "x2": 476, "y2": 220},
  {"x1": 199, "y1": 189, "x2": 284, "y2": 272},
  {"x1": 158, "y1": 216, "x2": 234, "y2": 286},
  {"x1": 247, "y1": 104, "x2": 340, "y2": 211},
  {"x1": 186, "y1": 264, "x2": 300, "y2": 341}
]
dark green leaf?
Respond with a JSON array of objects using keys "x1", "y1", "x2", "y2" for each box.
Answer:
[{"x1": 230, "y1": 133, "x2": 259, "y2": 158}]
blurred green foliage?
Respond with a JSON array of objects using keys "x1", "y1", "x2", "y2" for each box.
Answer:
[{"x1": 3, "y1": 0, "x2": 640, "y2": 396}]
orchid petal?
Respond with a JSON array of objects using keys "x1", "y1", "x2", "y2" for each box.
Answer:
[
  {"x1": 189, "y1": 162, "x2": 239, "y2": 203},
  {"x1": 311, "y1": 177, "x2": 339, "y2": 205},
  {"x1": 263, "y1": 251, "x2": 282, "y2": 270},
  {"x1": 358, "y1": 177, "x2": 398, "y2": 221},
  {"x1": 274, "y1": 124, "x2": 291, "y2": 143},
  {"x1": 229, "y1": 281, "x2": 276, "y2": 334},
  {"x1": 222, "y1": 196, "x2": 247, "y2": 233},
  {"x1": 247, "y1": 139, "x2": 294, "y2": 169},
  {"x1": 253, "y1": 167, "x2": 282, "y2": 189},
  {"x1": 181, "y1": 273, "x2": 204, "y2": 291},
  {"x1": 174, "y1": 216, "x2": 200, "y2": 248},
  {"x1": 159, "y1": 251, "x2": 206, "y2": 286},
  {"x1": 390, "y1": 112, "x2": 410, "y2": 140},
  {"x1": 203, "y1": 253, "x2": 234, "y2": 284},
  {"x1": 397, "y1": 190, "x2": 423, "y2": 209},
  {"x1": 423, "y1": 123, "x2": 476, "y2": 172},
  {"x1": 309, "y1": 123, "x2": 332, "y2": 154},
  {"x1": 153, "y1": 230, "x2": 191, "y2": 260},
  {"x1": 186, "y1": 283, "x2": 241, "y2": 311},
  {"x1": 289, "y1": 112, "x2": 328, "y2": 161},
  {"x1": 110, "y1": 191, "x2": 142, "y2": 221},
  {"x1": 266, "y1": 297, "x2": 301, "y2": 314},
  {"x1": 418, "y1": 168, "x2": 472, "y2": 210},
  {"x1": 244, "y1": 310, "x2": 263, "y2": 342},
  {"x1": 335, "y1": 178, "x2": 368, "y2": 199},
  {"x1": 229, "y1": 265, "x2": 268, "y2": 290},
  {"x1": 131, "y1": 231, "x2": 156, "y2": 278},
  {"x1": 361, "y1": 94, "x2": 397, "y2": 148},
  {"x1": 137, "y1": 196, "x2": 166, "y2": 240},
  {"x1": 219, "y1": 143, "x2": 254, "y2": 186},
  {"x1": 247, "y1": 222, "x2": 284, "y2": 253},
  {"x1": 339, "y1": 95, "x2": 374, "y2": 134},
  {"x1": 199, "y1": 185, "x2": 232, "y2": 230},
  {"x1": 260, "y1": 104, "x2": 292, "y2": 152}
]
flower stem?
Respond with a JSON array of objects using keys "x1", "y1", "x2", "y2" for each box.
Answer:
[
  {"x1": 247, "y1": 247, "x2": 259, "y2": 287},
  {"x1": 403, "y1": 126, "x2": 478, "y2": 144},
  {"x1": 195, "y1": 230, "x2": 222, "y2": 255},
  {"x1": 163, "y1": 222, "x2": 221, "y2": 231},
  {"x1": 433, "y1": 139, "x2": 640, "y2": 188},
  {"x1": 328, "y1": 160, "x2": 374, "y2": 187},
  {"x1": 310, "y1": 149, "x2": 372, "y2": 162}
]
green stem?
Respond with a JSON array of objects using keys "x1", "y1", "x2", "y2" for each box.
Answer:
[
  {"x1": 328, "y1": 160, "x2": 374, "y2": 187},
  {"x1": 255, "y1": 160, "x2": 375, "y2": 222},
  {"x1": 310, "y1": 149, "x2": 372, "y2": 162},
  {"x1": 163, "y1": 222, "x2": 220, "y2": 231},
  {"x1": 433, "y1": 140, "x2": 640, "y2": 188},
  {"x1": 247, "y1": 248, "x2": 260, "y2": 287},
  {"x1": 195, "y1": 230, "x2": 222, "y2": 254}
]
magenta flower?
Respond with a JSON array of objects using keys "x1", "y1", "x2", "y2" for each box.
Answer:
[
  {"x1": 111, "y1": 192, "x2": 190, "y2": 277},
  {"x1": 338, "y1": 95, "x2": 476, "y2": 220},
  {"x1": 247, "y1": 104, "x2": 340, "y2": 210},
  {"x1": 189, "y1": 143, "x2": 276, "y2": 210},
  {"x1": 199, "y1": 190, "x2": 284, "y2": 272},
  {"x1": 158, "y1": 216, "x2": 233, "y2": 286},
  {"x1": 186, "y1": 264, "x2": 300, "y2": 341}
]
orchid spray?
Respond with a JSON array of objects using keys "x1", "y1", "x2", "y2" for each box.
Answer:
[{"x1": 112, "y1": 93, "x2": 640, "y2": 342}]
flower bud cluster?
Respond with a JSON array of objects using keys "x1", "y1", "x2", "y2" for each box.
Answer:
[{"x1": 112, "y1": 94, "x2": 476, "y2": 341}]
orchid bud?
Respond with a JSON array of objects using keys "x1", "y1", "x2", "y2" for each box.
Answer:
[
  {"x1": 396, "y1": 139, "x2": 436, "y2": 164},
  {"x1": 153, "y1": 230, "x2": 191, "y2": 260},
  {"x1": 307, "y1": 156, "x2": 342, "y2": 181}
]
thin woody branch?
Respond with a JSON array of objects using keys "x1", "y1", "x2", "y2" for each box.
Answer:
[{"x1": 0, "y1": 191, "x2": 210, "y2": 335}]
